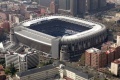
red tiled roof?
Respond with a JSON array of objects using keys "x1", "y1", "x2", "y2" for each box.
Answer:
[
  {"x1": 113, "y1": 59, "x2": 120, "y2": 64},
  {"x1": 0, "y1": 65, "x2": 4, "y2": 71},
  {"x1": 64, "y1": 76, "x2": 73, "y2": 80}
]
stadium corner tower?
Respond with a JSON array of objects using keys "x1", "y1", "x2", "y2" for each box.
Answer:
[{"x1": 13, "y1": 15, "x2": 107, "y2": 61}]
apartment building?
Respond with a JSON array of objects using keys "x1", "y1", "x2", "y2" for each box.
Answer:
[
  {"x1": 85, "y1": 48, "x2": 106, "y2": 68},
  {"x1": 111, "y1": 58, "x2": 120, "y2": 76},
  {"x1": 5, "y1": 51, "x2": 39, "y2": 72},
  {"x1": 85, "y1": 38, "x2": 120, "y2": 68}
]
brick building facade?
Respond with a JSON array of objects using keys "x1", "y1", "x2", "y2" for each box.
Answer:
[
  {"x1": 85, "y1": 48, "x2": 107, "y2": 68},
  {"x1": 85, "y1": 41, "x2": 120, "y2": 68}
]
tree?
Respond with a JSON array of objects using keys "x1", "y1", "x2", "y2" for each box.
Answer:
[
  {"x1": 5, "y1": 63, "x2": 17, "y2": 77},
  {"x1": 48, "y1": 59, "x2": 53, "y2": 64},
  {"x1": 78, "y1": 53, "x2": 85, "y2": 66},
  {"x1": 0, "y1": 58, "x2": 5, "y2": 67},
  {"x1": 5, "y1": 68, "x2": 10, "y2": 75}
]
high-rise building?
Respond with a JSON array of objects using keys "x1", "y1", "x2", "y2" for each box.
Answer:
[
  {"x1": 98, "y1": 0, "x2": 107, "y2": 8},
  {"x1": 90, "y1": 0, "x2": 99, "y2": 11},
  {"x1": 77, "y1": 0, "x2": 86, "y2": 15},
  {"x1": 57, "y1": 0, "x2": 70, "y2": 10},
  {"x1": 50, "y1": 0, "x2": 56, "y2": 13},
  {"x1": 38, "y1": 0, "x2": 107, "y2": 16},
  {"x1": 59, "y1": 0, "x2": 66, "y2": 10},
  {"x1": 86, "y1": 0, "x2": 91, "y2": 12},
  {"x1": 39, "y1": 0, "x2": 51, "y2": 7},
  {"x1": 70, "y1": 0, "x2": 77, "y2": 16},
  {"x1": 71, "y1": 0, "x2": 89, "y2": 15}
]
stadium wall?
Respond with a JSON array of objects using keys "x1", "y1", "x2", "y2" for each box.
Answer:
[
  {"x1": 14, "y1": 34, "x2": 51, "y2": 53},
  {"x1": 59, "y1": 30, "x2": 107, "y2": 61}
]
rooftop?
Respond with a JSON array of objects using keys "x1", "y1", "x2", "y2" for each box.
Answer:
[
  {"x1": 0, "y1": 65, "x2": 5, "y2": 76},
  {"x1": 65, "y1": 66, "x2": 93, "y2": 79},
  {"x1": 86, "y1": 48, "x2": 101, "y2": 54},
  {"x1": 113, "y1": 58, "x2": 120, "y2": 64},
  {"x1": 17, "y1": 64, "x2": 93, "y2": 79},
  {"x1": 17, "y1": 64, "x2": 56, "y2": 77}
]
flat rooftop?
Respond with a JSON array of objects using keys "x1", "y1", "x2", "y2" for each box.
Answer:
[
  {"x1": 113, "y1": 58, "x2": 120, "y2": 64},
  {"x1": 86, "y1": 48, "x2": 101, "y2": 54}
]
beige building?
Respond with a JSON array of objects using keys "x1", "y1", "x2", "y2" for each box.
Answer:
[
  {"x1": 111, "y1": 58, "x2": 120, "y2": 76},
  {"x1": 117, "y1": 34, "x2": 120, "y2": 46},
  {"x1": 60, "y1": 65, "x2": 94, "y2": 80},
  {"x1": 115, "y1": 13, "x2": 120, "y2": 18}
]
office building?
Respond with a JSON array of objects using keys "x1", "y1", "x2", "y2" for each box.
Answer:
[
  {"x1": 32, "y1": 0, "x2": 107, "y2": 16},
  {"x1": 70, "y1": 0, "x2": 77, "y2": 16},
  {"x1": 57, "y1": 0, "x2": 107, "y2": 16},
  {"x1": 89, "y1": 0, "x2": 99, "y2": 11},
  {"x1": 77, "y1": 0, "x2": 86, "y2": 15},
  {"x1": 59, "y1": 0, "x2": 70, "y2": 10}
]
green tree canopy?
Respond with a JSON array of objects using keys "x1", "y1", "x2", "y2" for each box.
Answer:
[{"x1": 5, "y1": 63, "x2": 17, "y2": 77}]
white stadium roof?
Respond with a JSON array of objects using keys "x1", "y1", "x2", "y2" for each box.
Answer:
[{"x1": 15, "y1": 15, "x2": 106, "y2": 45}]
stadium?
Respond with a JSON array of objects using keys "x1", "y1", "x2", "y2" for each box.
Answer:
[{"x1": 12, "y1": 15, "x2": 107, "y2": 61}]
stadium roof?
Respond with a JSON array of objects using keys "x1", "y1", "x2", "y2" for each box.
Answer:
[{"x1": 15, "y1": 15, "x2": 106, "y2": 45}]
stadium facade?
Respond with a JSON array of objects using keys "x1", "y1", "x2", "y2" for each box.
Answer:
[{"x1": 12, "y1": 15, "x2": 107, "y2": 61}]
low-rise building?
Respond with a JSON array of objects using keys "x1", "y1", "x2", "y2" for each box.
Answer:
[
  {"x1": 16, "y1": 64, "x2": 94, "y2": 80},
  {"x1": 16, "y1": 65, "x2": 59, "y2": 80},
  {"x1": 61, "y1": 65, "x2": 94, "y2": 80}
]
